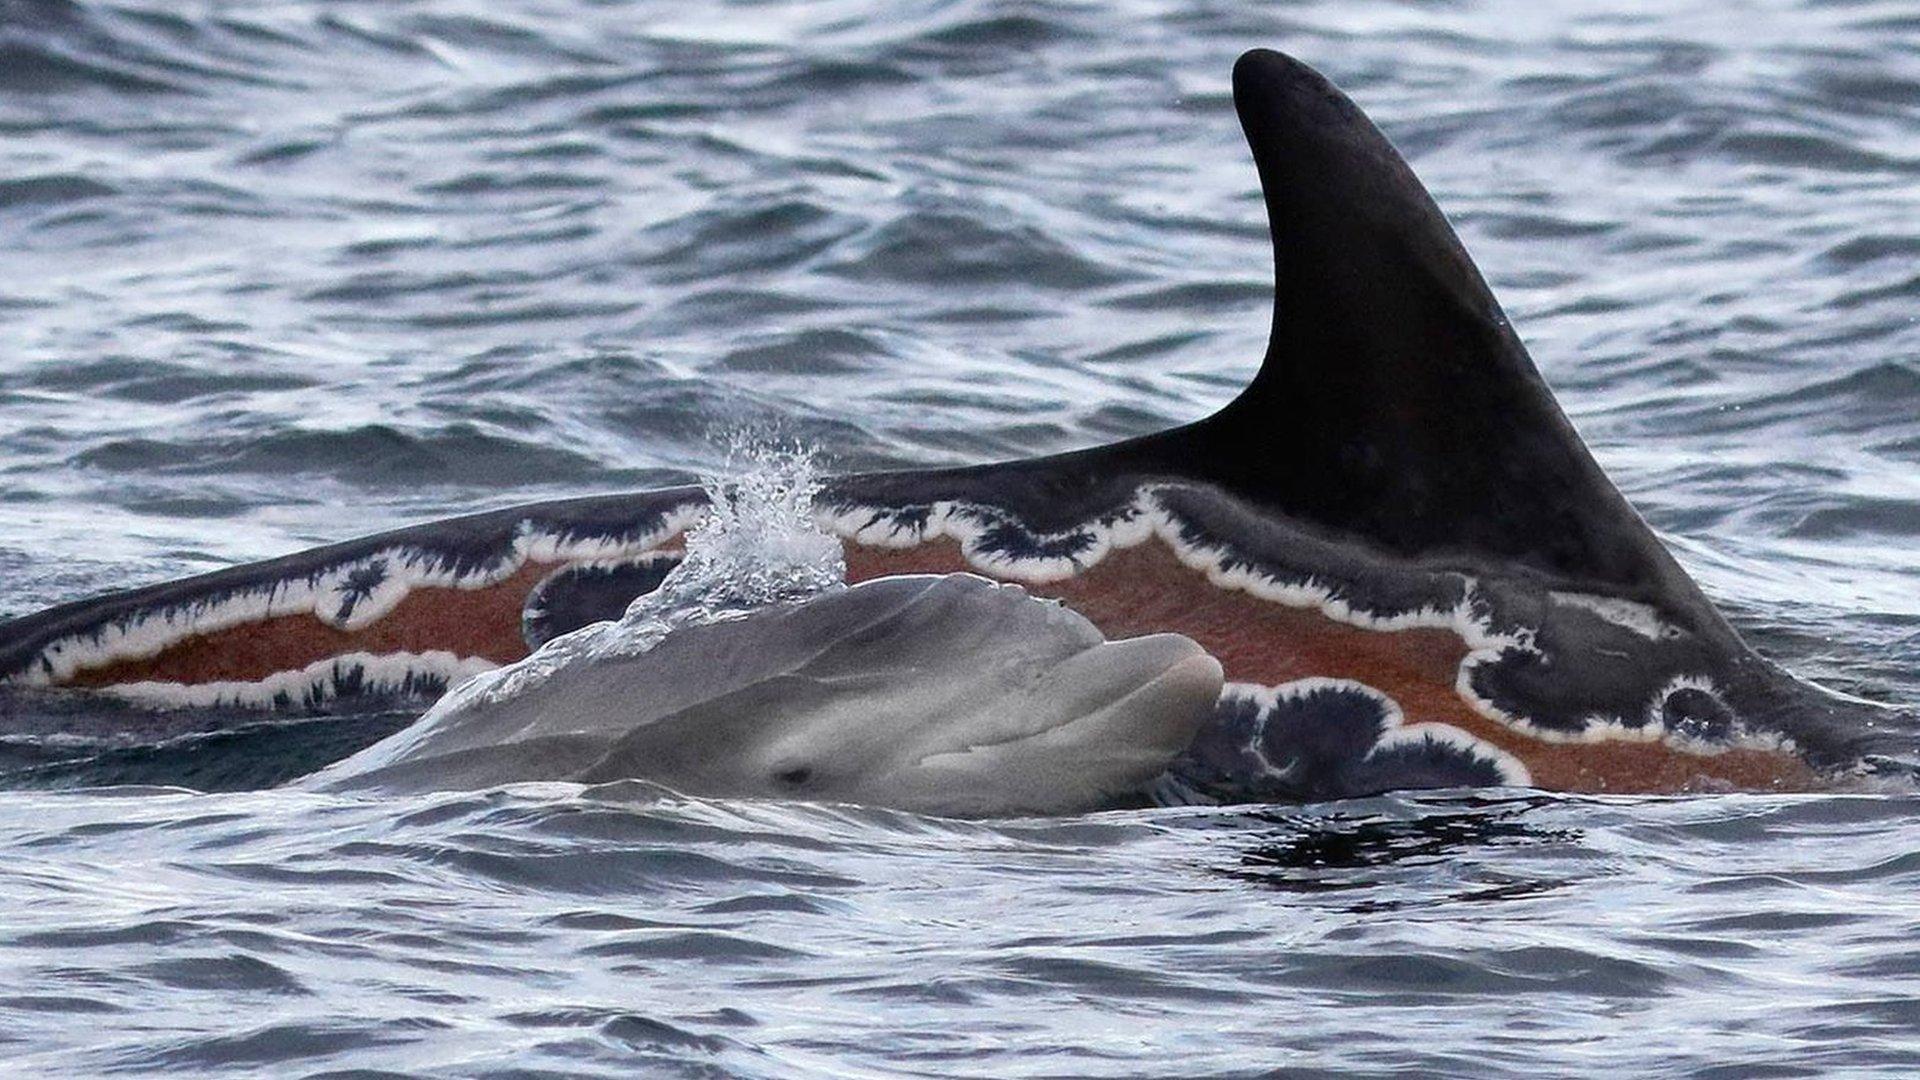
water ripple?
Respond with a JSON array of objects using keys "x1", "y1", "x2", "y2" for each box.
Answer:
[{"x1": 1, "y1": 0, "x2": 1918, "y2": 1074}]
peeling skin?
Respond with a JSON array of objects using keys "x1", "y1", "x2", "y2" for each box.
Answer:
[
  {"x1": 12, "y1": 486, "x2": 1816, "y2": 797},
  {"x1": 109, "y1": 651, "x2": 498, "y2": 711},
  {"x1": 69, "y1": 560, "x2": 562, "y2": 691},
  {"x1": 7, "y1": 506, "x2": 704, "y2": 689}
]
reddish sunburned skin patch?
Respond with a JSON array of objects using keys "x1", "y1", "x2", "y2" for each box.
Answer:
[
  {"x1": 57, "y1": 536, "x2": 693, "y2": 693},
  {"x1": 51, "y1": 527, "x2": 1809, "y2": 795},
  {"x1": 843, "y1": 537, "x2": 1815, "y2": 795},
  {"x1": 67, "y1": 561, "x2": 564, "y2": 690}
]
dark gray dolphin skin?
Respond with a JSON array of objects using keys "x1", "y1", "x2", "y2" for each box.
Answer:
[
  {"x1": 0, "y1": 49, "x2": 1883, "y2": 799},
  {"x1": 310, "y1": 574, "x2": 1225, "y2": 817}
]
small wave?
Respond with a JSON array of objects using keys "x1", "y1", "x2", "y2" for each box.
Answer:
[
  {"x1": 14, "y1": 357, "x2": 314, "y2": 404},
  {"x1": 1801, "y1": 68, "x2": 1920, "y2": 110},
  {"x1": 1669, "y1": 361, "x2": 1920, "y2": 437},
  {"x1": 131, "y1": 952, "x2": 308, "y2": 995},
  {"x1": 301, "y1": 269, "x2": 535, "y2": 304},
  {"x1": 1821, "y1": 233, "x2": 1920, "y2": 267},
  {"x1": 635, "y1": 197, "x2": 864, "y2": 283},
  {"x1": 754, "y1": 57, "x2": 918, "y2": 97},
  {"x1": 405, "y1": 12, "x2": 615, "y2": 66},
  {"x1": 717, "y1": 328, "x2": 888, "y2": 375},
  {"x1": 415, "y1": 170, "x2": 608, "y2": 197},
  {"x1": 71, "y1": 424, "x2": 612, "y2": 487},
  {"x1": 0, "y1": 715, "x2": 410, "y2": 793},
  {"x1": 823, "y1": 208, "x2": 1129, "y2": 289},
  {"x1": 1832, "y1": 272, "x2": 1920, "y2": 310},
  {"x1": 894, "y1": 13, "x2": 1085, "y2": 58},
  {"x1": 0, "y1": 174, "x2": 117, "y2": 210},
  {"x1": 1784, "y1": 498, "x2": 1920, "y2": 542},
  {"x1": 1714, "y1": 130, "x2": 1912, "y2": 174},
  {"x1": 1101, "y1": 279, "x2": 1276, "y2": 312},
  {"x1": 131, "y1": 1021, "x2": 420, "y2": 1073},
  {"x1": 0, "y1": 40, "x2": 183, "y2": 95},
  {"x1": 0, "y1": 2, "x2": 303, "y2": 101}
]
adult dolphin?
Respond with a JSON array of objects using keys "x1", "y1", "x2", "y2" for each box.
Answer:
[{"x1": 0, "y1": 50, "x2": 1877, "y2": 800}]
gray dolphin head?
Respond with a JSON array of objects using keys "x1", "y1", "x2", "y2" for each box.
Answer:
[{"x1": 311, "y1": 573, "x2": 1223, "y2": 817}]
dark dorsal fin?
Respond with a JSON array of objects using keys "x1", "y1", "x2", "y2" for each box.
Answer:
[
  {"x1": 1165, "y1": 49, "x2": 1697, "y2": 606},
  {"x1": 839, "y1": 50, "x2": 1720, "y2": 623}
]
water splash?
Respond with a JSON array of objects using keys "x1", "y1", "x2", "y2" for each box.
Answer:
[
  {"x1": 444, "y1": 438, "x2": 846, "y2": 710},
  {"x1": 610, "y1": 435, "x2": 847, "y2": 654}
]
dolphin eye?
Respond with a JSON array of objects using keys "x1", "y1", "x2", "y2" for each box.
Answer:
[{"x1": 774, "y1": 766, "x2": 814, "y2": 787}]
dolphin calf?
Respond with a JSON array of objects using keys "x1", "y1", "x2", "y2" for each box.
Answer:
[
  {"x1": 310, "y1": 574, "x2": 1224, "y2": 817},
  {"x1": 0, "y1": 49, "x2": 1879, "y2": 800}
]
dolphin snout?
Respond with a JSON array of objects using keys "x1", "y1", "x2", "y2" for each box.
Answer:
[
  {"x1": 1072, "y1": 634, "x2": 1225, "y2": 757},
  {"x1": 897, "y1": 630, "x2": 1225, "y2": 816}
]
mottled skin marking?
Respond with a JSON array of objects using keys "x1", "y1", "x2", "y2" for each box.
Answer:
[{"x1": 843, "y1": 538, "x2": 1813, "y2": 794}]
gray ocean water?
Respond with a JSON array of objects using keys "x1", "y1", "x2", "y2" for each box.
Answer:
[{"x1": 1, "y1": 0, "x2": 1918, "y2": 1075}]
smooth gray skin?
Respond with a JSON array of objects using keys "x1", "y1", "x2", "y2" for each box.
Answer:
[{"x1": 309, "y1": 574, "x2": 1225, "y2": 817}]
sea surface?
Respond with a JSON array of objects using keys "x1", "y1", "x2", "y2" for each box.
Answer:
[{"x1": 1, "y1": 0, "x2": 1917, "y2": 1075}]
